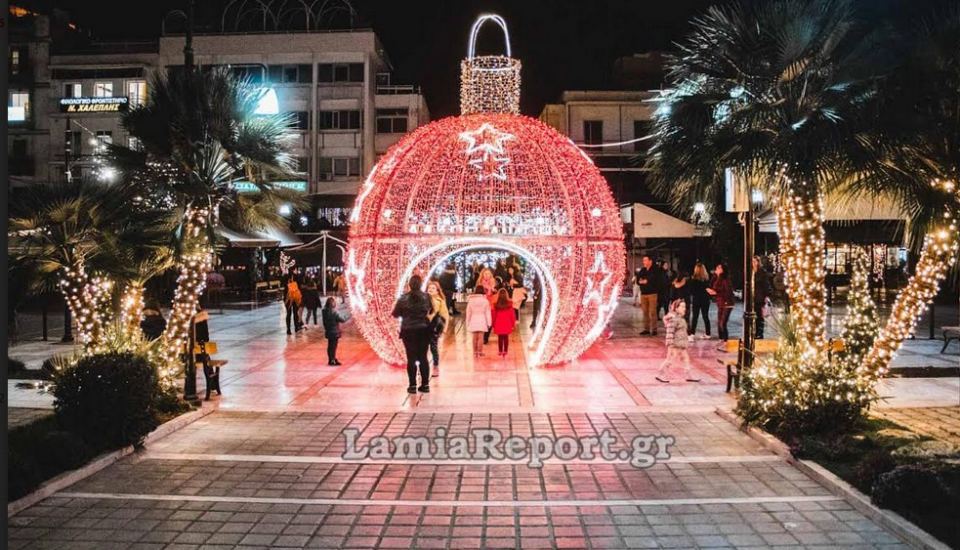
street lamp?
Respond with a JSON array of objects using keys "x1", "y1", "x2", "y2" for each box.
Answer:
[
  {"x1": 725, "y1": 169, "x2": 765, "y2": 375},
  {"x1": 255, "y1": 88, "x2": 280, "y2": 116}
]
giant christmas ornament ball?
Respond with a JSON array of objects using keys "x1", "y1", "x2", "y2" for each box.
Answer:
[{"x1": 346, "y1": 15, "x2": 625, "y2": 366}]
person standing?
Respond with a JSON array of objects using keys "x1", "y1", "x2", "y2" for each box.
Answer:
[
  {"x1": 752, "y1": 256, "x2": 773, "y2": 339},
  {"x1": 631, "y1": 266, "x2": 643, "y2": 307},
  {"x1": 491, "y1": 289, "x2": 516, "y2": 357},
  {"x1": 657, "y1": 261, "x2": 672, "y2": 319},
  {"x1": 636, "y1": 256, "x2": 660, "y2": 335},
  {"x1": 670, "y1": 270, "x2": 691, "y2": 329},
  {"x1": 706, "y1": 263, "x2": 734, "y2": 342},
  {"x1": 333, "y1": 272, "x2": 348, "y2": 303},
  {"x1": 510, "y1": 281, "x2": 527, "y2": 320},
  {"x1": 302, "y1": 278, "x2": 321, "y2": 325},
  {"x1": 391, "y1": 274, "x2": 433, "y2": 394},
  {"x1": 284, "y1": 269, "x2": 304, "y2": 335},
  {"x1": 530, "y1": 275, "x2": 542, "y2": 329},
  {"x1": 655, "y1": 299, "x2": 699, "y2": 383},
  {"x1": 688, "y1": 262, "x2": 712, "y2": 338},
  {"x1": 426, "y1": 280, "x2": 450, "y2": 376},
  {"x1": 322, "y1": 297, "x2": 350, "y2": 365},
  {"x1": 439, "y1": 263, "x2": 459, "y2": 315},
  {"x1": 466, "y1": 285, "x2": 492, "y2": 357}
]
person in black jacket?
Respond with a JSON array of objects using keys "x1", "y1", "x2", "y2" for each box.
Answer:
[
  {"x1": 753, "y1": 256, "x2": 774, "y2": 338},
  {"x1": 302, "y1": 278, "x2": 321, "y2": 325},
  {"x1": 439, "y1": 263, "x2": 459, "y2": 315},
  {"x1": 322, "y1": 297, "x2": 350, "y2": 365},
  {"x1": 392, "y1": 274, "x2": 433, "y2": 393}
]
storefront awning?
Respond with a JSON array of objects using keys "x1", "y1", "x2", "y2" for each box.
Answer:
[
  {"x1": 626, "y1": 203, "x2": 711, "y2": 239},
  {"x1": 216, "y1": 224, "x2": 302, "y2": 248},
  {"x1": 759, "y1": 194, "x2": 905, "y2": 234}
]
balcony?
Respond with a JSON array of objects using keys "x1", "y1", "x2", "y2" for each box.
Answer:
[{"x1": 376, "y1": 84, "x2": 419, "y2": 95}]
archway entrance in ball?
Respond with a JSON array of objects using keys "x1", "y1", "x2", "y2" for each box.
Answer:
[{"x1": 394, "y1": 237, "x2": 560, "y2": 367}]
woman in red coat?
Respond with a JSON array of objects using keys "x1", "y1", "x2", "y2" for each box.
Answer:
[
  {"x1": 491, "y1": 289, "x2": 516, "y2": 357},
  {"x1": 706, "y1": 263, "x2": 734, "y2": 341}
]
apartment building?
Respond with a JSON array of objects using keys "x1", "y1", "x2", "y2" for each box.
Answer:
[{"x1": 8, "y1": 5, "x2": 430, "y2": 209}]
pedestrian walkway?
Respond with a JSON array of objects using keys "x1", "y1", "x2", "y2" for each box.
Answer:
[
  {"x1": 874, "y1": 406, "x2": 960, "y2": 445},
  {"x1": 9, "y1": 410, "x2": 911, "y2": 549}
]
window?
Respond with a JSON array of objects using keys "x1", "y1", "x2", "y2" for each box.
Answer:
[
  {"x1": 8, "y1": 91, "x2": 30, "y2": 122},
  {"x1": 94, "y1": 81, "x2": 113, "y2": 97},
  {"x1": 295, "y1": 156, "x2": 309, "y2": 173},
  {"x1": 317, "y1": 63, "x2": 364, "y2": 83},
  {"x1": 95, "y1": 130, "x2": 113, "y2": 145},
  {"x1": 376, "y1": 108, "x2": 408, "y2": 133},
  {"x1": 230, "y1": 65, "x2": 263, "y2": 83},
  {"x1": 633, "y1": 120, "x2": 652, "y2": 153},
  {"x1": 268, "y1": 64, "x2": 312, "y2": 84},
  {"x1": 583, "y1": 120, "x2": 603, "y2": 145},
  {"x1": 127, "y1": 137, "x2": 142, "y2": 151},
  {"x1": 126, "y1": 80, "x2": 147, "y2": 106},
  {"x1": 318, "y1": 157, "x2": 361, "y2": 178},
  {"x1": 10, "y1": 49, "x2": 20, "y2": 75},
  {"x1": 64, "y1": 83, "x2": 82, "y2": 98},
  {"x1": 319, "y1": 110, "x2": 361, "y2": 130},
  {"x1": 291, "y1": 111, "x2": 310, "y2": 130},
  {"x1": 10, "y1": 139, "x2": 31, "y2": 175},
  {"x1": 65, "y1": 131, "x2": 82, "y2": 156}
]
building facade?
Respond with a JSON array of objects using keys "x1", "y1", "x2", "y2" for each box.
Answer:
[{"x1": 8, "y1": 6, "x2": 430, "y2": 211}]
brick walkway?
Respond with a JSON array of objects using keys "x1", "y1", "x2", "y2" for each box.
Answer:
[
  {"x1": 6, "y1": 301, "x2": 921, "y2": 548},
  {"x1": 874, "y1": 406, "x2": 960, "y2": 445}
]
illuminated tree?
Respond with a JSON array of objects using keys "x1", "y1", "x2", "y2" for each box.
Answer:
[
  {"x1": 838, "y1": 247, "x2": 877, "y2": 365},
  {"x1": 11, "y1": 184, "x2": 119, "y2": 350},
  {"x1": 116, "y1": 68, "x2": 298, "y2": 378},
  {"x1": 648, "y1": 0, "x2": 884, "y2": 350}
]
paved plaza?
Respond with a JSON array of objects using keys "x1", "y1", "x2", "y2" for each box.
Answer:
[{"x1": 7, "y1": 299, "x2": 958, "y2": 548}]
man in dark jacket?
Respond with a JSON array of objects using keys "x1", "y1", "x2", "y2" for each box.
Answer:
[
  {"x1": 752, "y1": 256, "x2": 774, "y2": 339},
  {"x1": 391, "y1": 274, "x2": 433, "y2": 393},
  {"x1": 439, "y1": 264, "x2": 459, "y2": 315},
  {"x1": 636, "y1": 256, "x2": 661, "y2": 335}
]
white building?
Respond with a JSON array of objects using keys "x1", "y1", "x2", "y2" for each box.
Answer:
[{"x1": 9, "y1": 5, "x2": 429, "y2": 206}]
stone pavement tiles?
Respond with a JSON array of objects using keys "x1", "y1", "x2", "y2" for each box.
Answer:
[
  {"x1": 874, "y1": 406, "x2": 960, "y2": 445},
  {"x1": 8, "y1": 410, "x2": 912, "y2": 549}
]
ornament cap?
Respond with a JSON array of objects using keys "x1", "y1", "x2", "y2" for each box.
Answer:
[{"x1": 460, "y1": 14, "x2": 521, "y2": 115}]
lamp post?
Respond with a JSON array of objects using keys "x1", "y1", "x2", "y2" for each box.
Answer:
[{"x1": 741, "y1": 189, "x2": 764, "y2": 372}]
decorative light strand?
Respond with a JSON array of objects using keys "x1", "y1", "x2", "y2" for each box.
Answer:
[
  {"x1": 839, "y1": 246, "x2": 877, "y2": 366},
  {"x1": 863, "y1": 179, "x2": 959, "y2": 378}
]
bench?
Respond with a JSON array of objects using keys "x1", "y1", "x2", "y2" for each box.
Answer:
[
  {"x1": 943, "y1": 326, "x2": 960, "y2": 353},
  {"x1": 722, "y1": 338, "x2": 845, "y2": 392},
  {"x1": 194, "y1": 341, "x2": 228, "y2": 400}
]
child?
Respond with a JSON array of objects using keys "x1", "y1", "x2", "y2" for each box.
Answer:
[
  {"x1": 465, "y1": 285, "x2": 492, "y2": 357},
  {"x1": 655, "y1": 299, "x2": 700, "y2": 383},
  {"x1": 492, "y1": 288, "x2": 516, "y2": 357},
  {"x1": 322, "y1": 297, "x2": 350, "y2": 365}
]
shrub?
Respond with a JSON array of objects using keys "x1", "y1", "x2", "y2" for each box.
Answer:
[
  {"x1": 872, "y1": 464, "x2": 952, "y2": 512},
  {"x1": 854, "y1": 450, "x2": 897, "y2": 492},
  {"x1": 736, "y1": 314, "x2": 876, "y2": 437},
  {"x1": 53, "y1": 351, "x2": 161, "y2": 448},
  {"x1": 36, "y1": 431, "x2": 94, "y2": 473},
  {"x1": 8, "y1": 452, "x2": 43, "y2": 501}
]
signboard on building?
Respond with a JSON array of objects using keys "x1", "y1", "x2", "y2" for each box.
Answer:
[
  {"x1": 59, "y1": 96, "x2": 129, "y2": 113},
  {"x1": 232, "y1": 180, "x2": 308, "y2": 193}
]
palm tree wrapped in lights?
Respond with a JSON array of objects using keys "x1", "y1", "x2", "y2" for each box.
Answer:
[
  {"x1": 648, "y1": 0, "x2": 885, "y2": 351},
  {"x1": 115, "y1": 67, "x2": 299, "y2": 378}
]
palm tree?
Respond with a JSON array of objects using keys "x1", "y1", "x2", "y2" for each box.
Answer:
[
  {"x1": 115, "y1": 67, "x2": 298, "y2": 369},
  {"x1": 10, "y1": 183, "x2": 121, "y2": 348},
  {"x1": 648, "y1": 0, "x2": 885, "y2": 350},
  {"x1": 842, "y1": 7, "x2": 960, "y2": 378}
]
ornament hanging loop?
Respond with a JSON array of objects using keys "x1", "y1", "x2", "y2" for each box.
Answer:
[
  {"x1": 467, "y1": 14, "x2": 512, "y2": 60},
  {"x1": 461, "y1": 13, "x2": 521, "y2": 115}
]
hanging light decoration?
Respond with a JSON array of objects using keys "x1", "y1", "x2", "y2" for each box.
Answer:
[{"x1": 346, "y1": 14, "x2": 625, "y2": 366}]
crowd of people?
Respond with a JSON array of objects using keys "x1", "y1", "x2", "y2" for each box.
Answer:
[{"x1": 282, "y1": 269, "x2": 351, "y2": 365}]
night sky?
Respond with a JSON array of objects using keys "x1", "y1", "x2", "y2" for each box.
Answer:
[{"x1": 21, "y1": 0, "x2": 931, "y2": 117}]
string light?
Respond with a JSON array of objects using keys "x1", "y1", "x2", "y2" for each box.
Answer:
[
  {"x1": 152, "y1": 206, "x2": 214, "y2": 383},
  {"x1": 839, "y1": 247, "x2": 877, "y2": 366},
  {"x1": 863, "y1": 178, "x2": 959, "y2": 378},
  {"x1": 776, "y1": 181, "x2": 827, "y2": 350},
  {"x1": 346, "y1": 15, "x2": 625, "y2": 367},
  {"x1": 119, "y1": 284, "x2": 145, "y2": 341}
]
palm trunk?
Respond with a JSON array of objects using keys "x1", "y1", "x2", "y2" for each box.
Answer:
[
  {"x1": 120, "y1": 283, "x2": 146, "y2": 341},
  {"x1": 156, "y1": 207, "x2": 214, "y2": 380},
  {"x1": 59, "y1": 261, "x2": 104, "y2": 350},
  {"x1": 863, "y1": 223, "x2": 959, "y2": 378},
  {"x1": 776, "y1": 187, "x2": 827, "y2": 350}
]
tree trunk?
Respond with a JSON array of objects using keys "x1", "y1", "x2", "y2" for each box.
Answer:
[
  {"x1": 120, "y1": 283, "x2": 145, "y2": 341},
  {"x1": 776, "y1": 188, "x2": 827, "y2": 349},
  {"x1": 59, "y1": 261, "x2": 104, "y2": 350},
  {"x1": 863, "y1": 224, "x2": 959, "y2": 378},
  {"x1": 155, "y1": 207, "x2": 214, "y2": 381}
]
